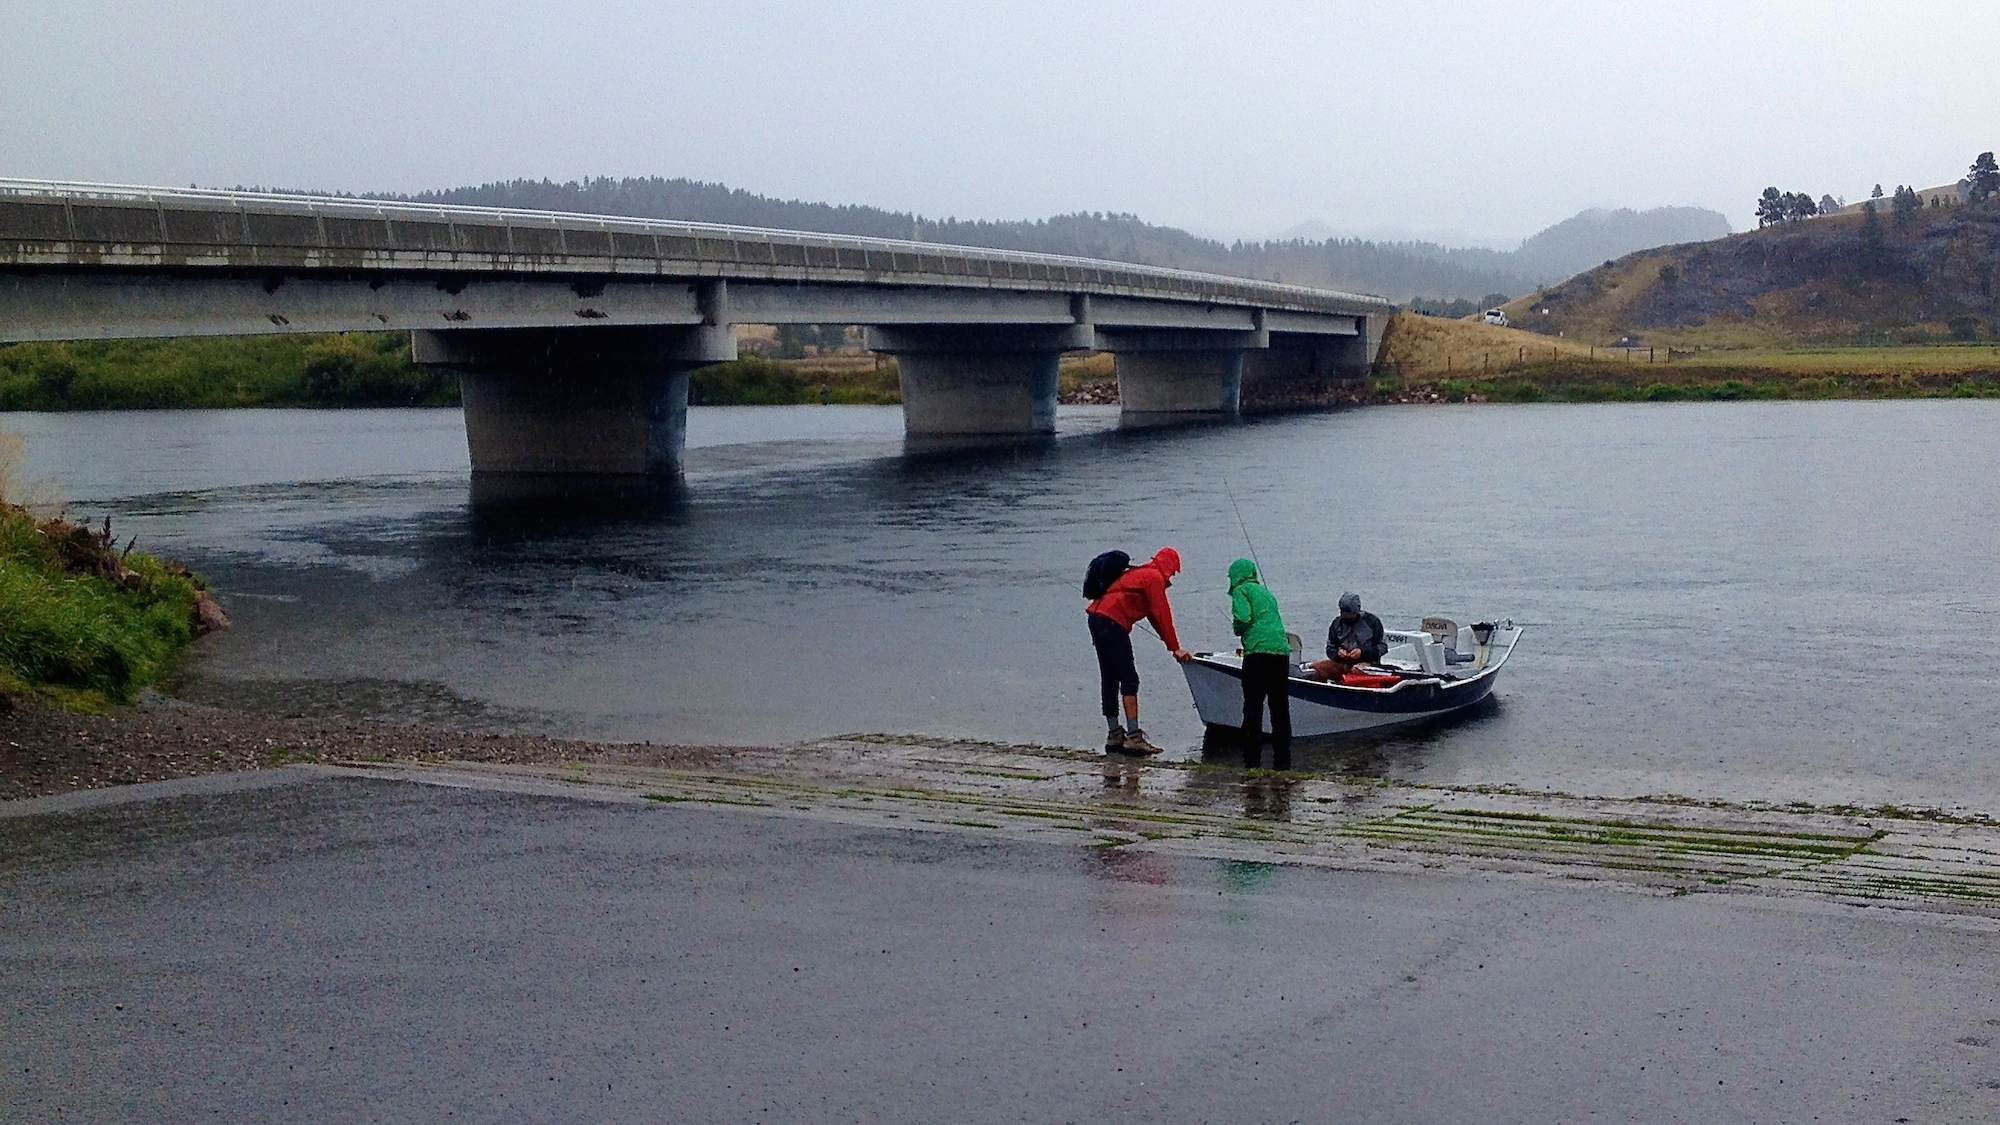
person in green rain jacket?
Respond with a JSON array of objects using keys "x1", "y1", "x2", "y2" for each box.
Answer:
[{"x1": 1228, "y1": 558, "x2": 1293, "y2": 770}]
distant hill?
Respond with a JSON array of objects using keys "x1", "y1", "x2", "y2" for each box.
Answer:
[
  {"x1": 1511, "y1": 207, "x2": 1733, "y2": 284},
  {"x1": 387, "y1": 176, "x2": 1728, "y2": 305},
  {"x1": 1499, "y1": 197, "x2": 2000, "y2": 347}
]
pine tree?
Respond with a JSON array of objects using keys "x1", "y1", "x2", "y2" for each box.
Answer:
[
  {"x1": 1859, "y1": 201, "x2": 1886, "y2": 274},
  {"x1": 1756, "y1": 187, "x2": 1787, "y2": 228},
  {"x1": 1969, "y1": 152, "x2": 2000, "y2": 202},
  {"x1": 1891, "y1": 185, "x2": 1919, "y2": 227}
]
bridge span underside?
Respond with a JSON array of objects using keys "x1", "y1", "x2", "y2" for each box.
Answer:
[{"x1": 0, "y1": 183, "x2": 1391, "y2": 477}]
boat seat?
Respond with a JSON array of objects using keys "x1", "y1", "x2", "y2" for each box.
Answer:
[{"x1": 1423, "y1": 616, "x2": 1476, "y2": 665}]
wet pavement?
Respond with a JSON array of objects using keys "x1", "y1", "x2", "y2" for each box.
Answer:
[{"x1": 7, "y1": 769, "x2": 2000, "y2": 1123}]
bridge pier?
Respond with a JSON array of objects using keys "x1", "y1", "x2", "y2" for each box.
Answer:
[
  {"x1": 1101, "y1": 329, "x2": 1258, "y2": 425},
  {"x1": 415, "y1": 325, "x2": 733, "y2": 476},
  {"x1": 866, "y1": 326, "x2": 1081, "y2": 437}
]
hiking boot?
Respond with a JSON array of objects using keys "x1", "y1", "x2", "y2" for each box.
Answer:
[
  {"x1": 1103, "y1": 728, "x2": 1128, "y2": 753},
  {"x1": 1121, "y1": 729, "x2": 1165, "y2": 756}
]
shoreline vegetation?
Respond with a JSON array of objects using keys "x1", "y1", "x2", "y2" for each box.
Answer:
[
  {"x1": 1371, "y1": 312, "x2": 2000, "y2": 403},
  {"x1": 4, "y1": 317, "x2": 2000, "y2": 412},
  {"x1": 0, "y1": 503, "x2": 228, "y2": 711},
  {"x1": 0, "y1": 432, "x2": 228, "y2": 713}
]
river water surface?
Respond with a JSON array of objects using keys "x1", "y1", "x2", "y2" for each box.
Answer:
[{"x1": 10, "y1": 401, "x2": 1998, "y2": 809}]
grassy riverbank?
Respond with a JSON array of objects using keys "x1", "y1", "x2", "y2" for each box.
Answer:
[
  {"x1": 0, "y1": 334, "x2": 457, "y2": 410},
  {"x1": 0, "y1": 334, "x2": 909, "y2": 409},
  {"x1": 1378, "y1": 362, "x2": 2000, "y2": 404},
  {"x1": 0, "y1": 499, "x2": 221, "y2": 708},
  {"x1": 18, "y1": 321, "x2": 2000, "y2": 412},
  {"x1": 689, "y1": 356, "x2": 901, "y2": 405},
  {"x1": 1375, "y1": 312, "x2": 2000, "y2": 402}
]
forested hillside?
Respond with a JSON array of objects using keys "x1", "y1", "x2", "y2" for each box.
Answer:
[{"x1": 394, "y1": 177, "x2": 1726, "y2": 303}]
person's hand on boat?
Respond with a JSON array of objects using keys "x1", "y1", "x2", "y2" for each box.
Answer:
[{"x1": 1173, "y1": 648, "x2": 1192, "y2": 663}]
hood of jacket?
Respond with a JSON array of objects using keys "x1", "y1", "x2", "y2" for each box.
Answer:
[
  {"x1": 1227, "y1": 557, "x2": 1259, "y2": 589},
  {"x1": 1152, "y1": 547, "x2": 1182, "y2": 583}
]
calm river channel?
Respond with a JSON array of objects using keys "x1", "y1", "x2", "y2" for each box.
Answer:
[{"x1": 9, "y1": 400, "x2": 1998, "y2": 809}]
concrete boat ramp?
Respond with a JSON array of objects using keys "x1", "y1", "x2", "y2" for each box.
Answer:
[
  {"x1": 325, "y1": 736, "x2": 2000, "y2": 919},
  {"x1": 14, "y1": 741, "x2": 2000, "y2": 1121}
]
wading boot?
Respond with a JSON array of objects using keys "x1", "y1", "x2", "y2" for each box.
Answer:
[
  {"x1": 1104, "y1": 728, "x2": 1128, "y2": 754},
  {"x1": 1122, "y1": 729, "x2": 1164, "y2": 756}
]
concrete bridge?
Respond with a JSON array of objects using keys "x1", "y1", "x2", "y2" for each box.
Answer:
[{"x1": 0, "y1": 180, "x2": 1390, "y2": 476}]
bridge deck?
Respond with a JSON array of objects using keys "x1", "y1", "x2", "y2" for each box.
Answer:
[{"x1": 0, "y1": 180, "x2": 1385, "y2": 320}]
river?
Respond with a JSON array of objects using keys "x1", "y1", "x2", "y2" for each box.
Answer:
[{"x1": 9, "y1": 400, "x2": 1998, "y2": 810}]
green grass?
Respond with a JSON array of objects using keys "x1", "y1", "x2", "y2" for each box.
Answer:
[
  {"x1": 1411, "y1": 358, "x2": 2000, "y2": 405},
  {"x1": 688, "y1": 356, "x2": 900, "y2": 405},
  {"x1": 1673, "y1": 343, "x2": 2000, "y2": 374},
  {"x1": 0, "y1": 507, "x2": 205, "y2": 703},
  {"x1": 0, "y1": 333, "x2": 458, "y2": 410},
  {"x1": 0, "y1": 335, "x2": 919, "y2": 410}
]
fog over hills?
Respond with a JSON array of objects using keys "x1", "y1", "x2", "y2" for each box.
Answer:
[
  {"x1": 1513, "y1": 207, "x2": 1733, "y2": 282},
  {"x1": 391, "y1": 177, "x2": 1730, "y2": 304}
]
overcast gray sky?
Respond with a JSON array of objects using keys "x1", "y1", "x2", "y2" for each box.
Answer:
[{"x1": 3, "y1": 1, "x2": 1994, "y2": 245}]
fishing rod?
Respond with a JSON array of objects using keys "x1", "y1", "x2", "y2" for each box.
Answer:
[{"x1": 1222, "y1": 476, "x2": 1263, "y2": 577}]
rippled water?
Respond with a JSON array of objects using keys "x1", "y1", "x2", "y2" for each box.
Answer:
[{"x1": 10, "y1": 400, "x2": 1999, "y2": 808}]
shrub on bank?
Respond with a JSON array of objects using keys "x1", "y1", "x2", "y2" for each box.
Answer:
[
  {"x1": 296, "y1": 337, "x2": 459, "y2": 406},
  {"x1": 0, "y1": 506, "x2": 216, "y2": 705}
]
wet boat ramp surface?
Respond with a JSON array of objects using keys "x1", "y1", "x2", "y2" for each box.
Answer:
[{"x1": 7, "y1": 751, "x2": 2000, "y2": 1123}]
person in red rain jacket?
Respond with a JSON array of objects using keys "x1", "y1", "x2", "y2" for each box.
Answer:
[{"x1": 1085, "y1": 547, "x2": 1191, "y2": 756}]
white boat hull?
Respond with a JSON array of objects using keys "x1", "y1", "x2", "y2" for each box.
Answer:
[{"x1": 1182, "y1": 624, "x2": 1522, "y2": 738}]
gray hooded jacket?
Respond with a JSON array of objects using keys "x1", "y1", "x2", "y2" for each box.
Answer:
[{"x1": 1326, "y1": 612, "x2": 1386, "y2": 662}]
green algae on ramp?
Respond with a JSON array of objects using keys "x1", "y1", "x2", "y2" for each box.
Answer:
[
  {"x1": 1340, "y1": 807, "x2": 1881, "y2": 887},
  {"x1": 350, "y1": 746, "x2": 2000, "y2": 918}
]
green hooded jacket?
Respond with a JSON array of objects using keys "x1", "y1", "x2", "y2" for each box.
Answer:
[{"x1": 1228, "y1": 558, "x2": 1290, "y2": 656}]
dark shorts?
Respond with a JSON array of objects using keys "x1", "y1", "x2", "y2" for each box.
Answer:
[{"x1": 1088, "y1": 612, "x2": 1139, "y2": 716}]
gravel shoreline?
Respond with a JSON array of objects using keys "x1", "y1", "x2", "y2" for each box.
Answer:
[{"x1": 0, "y1": 694, "x2": 742, "y2": 803}]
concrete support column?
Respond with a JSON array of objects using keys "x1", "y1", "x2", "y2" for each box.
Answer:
[
  {"x1": 1114, "y1": 350, "x2": 1245, "y2": 421},
  {"x1": 1239, "y1": 324, "x2": 1375, "y2": 413},
  {"x1": 415, "y1": 322, "x2": 734, "y2": 475},
  {"x1": 866, "y1": 326, "x2": 1081, "y2": 436},
  {"x1": 1352, "y1": 312, "x2": 1388, "y2": 376},
  {"x1": 1098, "y1": 328, "x2": 1257, "y2": 425}
]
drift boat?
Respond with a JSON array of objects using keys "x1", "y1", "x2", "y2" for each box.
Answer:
[{"x1": 1181, "y1": 617, "x2": 1524, "y2": 738}]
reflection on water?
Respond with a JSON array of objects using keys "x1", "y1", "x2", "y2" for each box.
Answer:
[
  {"x1": 1238, "y1": 777, "x2": 1295, "y2": 822},
  {"x1": 12, "y1": 399, "x2": 2000, "y2": 810}
]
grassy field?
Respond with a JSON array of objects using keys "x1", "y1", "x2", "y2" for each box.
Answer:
[
  {"x1": 1671, "y1": 343, "x2": 2000, "y2": 374},
  {"x1": 1374, "y1": 313, "x2": 2000, "y2": 401},
  {"x1": 1377, "y1": 313, "x2": 1601, "y2": 376}
]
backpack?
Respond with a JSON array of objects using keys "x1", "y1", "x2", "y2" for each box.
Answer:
[{"x1": 1083, "y1": 550, "x2": 1130, "y2": 599}]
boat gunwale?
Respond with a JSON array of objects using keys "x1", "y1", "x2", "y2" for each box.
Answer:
[{"x1": 1188, "y1": 627, "x2": 1522, "y2": 699}]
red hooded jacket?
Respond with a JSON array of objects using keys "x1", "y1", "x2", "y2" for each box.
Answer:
[{"x1": 1086, "y1": 547, "x2": 1182, "y2": 651}]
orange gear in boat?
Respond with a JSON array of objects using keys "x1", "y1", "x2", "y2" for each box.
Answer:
[{"x1": 1340, "y1": 671, "x2": 1402, "y2": 688}]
